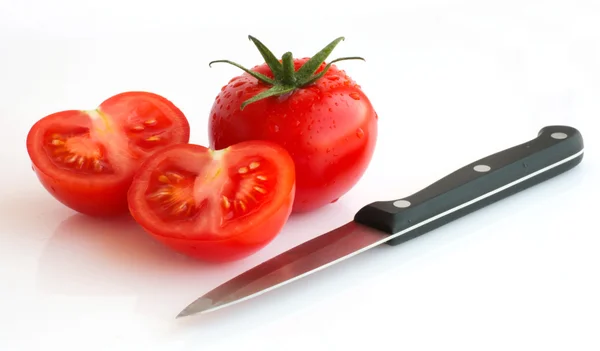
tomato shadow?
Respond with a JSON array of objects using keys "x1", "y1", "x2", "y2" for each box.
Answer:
[{"x1": 35, "y1": 213, "x2": 243, "y2": 319}]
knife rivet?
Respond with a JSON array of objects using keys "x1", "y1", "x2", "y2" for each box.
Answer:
[
  {"x1": 551, "y1": 132, "x2": 568, "y2": 140},
  {"x1": 474, "y1": 164, "x2": 491, "y2": 172},
  {"x1": 393, "y1": 200, "x2": 411, "y2": 208}
]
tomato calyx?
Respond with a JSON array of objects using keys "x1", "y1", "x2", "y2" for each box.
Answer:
[{"x1": 208, "y1": 35, "x2": 365, "y2": 109}]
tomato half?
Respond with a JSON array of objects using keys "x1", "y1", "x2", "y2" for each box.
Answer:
[
  {"x1": 26, "y1": 91, "x2": 190, "y2": 216},
  {"x1": 127, "y1": 140, "x2": 296, "y2": 262}
]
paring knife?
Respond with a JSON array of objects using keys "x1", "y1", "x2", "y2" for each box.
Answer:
[{"x1": 177, "y1": 125, "x2": 584, "y2": 318}]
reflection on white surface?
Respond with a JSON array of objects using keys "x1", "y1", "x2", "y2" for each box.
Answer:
[{"x1": 35, "y1": 214, "x2": 209, "y2": 318}]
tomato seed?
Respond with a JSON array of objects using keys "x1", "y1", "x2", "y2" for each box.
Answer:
[
  {"x1": 93, "y1": 160, "x2": 103, "y2": 172},
  {"x1": 65, "y1": 154, "x2": 77, "y2": 163},
  {"x1": 222, "y1": 196, "x2": 231, "y2": 209},
  {"x1": 166, "y1": 171, "x2": 184, "y2": 182},
  {"x1": 148, "y1": 189, "x2": 171, "y2": 200},
  {"x1": 253, "y1": 186, "x2": 266, "y2": 194},
  {"x1": 174, "y1": 202, "x2": 188, "y2": 214}
]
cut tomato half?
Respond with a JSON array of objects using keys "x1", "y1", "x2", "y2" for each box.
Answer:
[
  {"x1": 26, "y1": 91, "x2": 190, "y2": 216},
  {"x1": 127, "y1": 140, "x2": 296, "y2": 262}
]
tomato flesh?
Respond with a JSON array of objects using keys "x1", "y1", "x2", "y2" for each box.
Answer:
[
  {"x1": 26, "y1": 92, "x2": 190, "y2": 216},
  {"x1": 127, "y1": 141, "x2": 296, "y2": 262}
]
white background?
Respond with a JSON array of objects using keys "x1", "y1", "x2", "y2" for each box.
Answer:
[{"x1": 1, "y1": 0, "x2": 599, "y2": 350}]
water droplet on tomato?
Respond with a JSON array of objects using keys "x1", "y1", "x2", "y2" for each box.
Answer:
[
  {"x1": 327, "y1": 76, "x2": 340, "y2": 81},
  {"x1": 232, "y1": 81, "x2": 245, "y2": 88},
  {"x1": 349, "y1": 92, "x2": 360, "y2": 100},
  {"x1": 375, "y1": 113, "x2": 379, "y2": 120},
  {"x1": 356, "y1": 128, "x2": 364, "y2": 138},
  {"x1": 326, "y1": 148, "x2": 331, "y2": 153},
  {"x1": 308, "y1": 124, "x2": 313, "y2": 131},
  {"x1": 335, "y1": 102, "x2": 339, "y2": 106},
  {"x1": 225, "y1": 92, "x2": 232, "y2": 98},
  {"x1": 221, "y1": 85, "x2": 226, "y2": 91},
  {"x1": 236, "y1": 90, "x2": 243, "y2": 98},
  {"x1": 211, "y1": 113, "x2": 217, "y2": 121},
  {"x1": 295, "y1": 120, "x2": 301, "y2": 127},
  {"x1": 268, "y1": 123, "x2": 280, "y2": 133},
  {"x1": 330, "y1": 198, "x2": 339, "y2": 203},
  {"x1": 328, "y1": 108, "x2": 333, "y2": 112},
  {"x1": 226, "y1": 104, "x2": 231, "y2": 111}
]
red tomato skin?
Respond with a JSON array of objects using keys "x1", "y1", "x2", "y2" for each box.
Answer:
[
  {"x1": 26, "y1": 92, "x2": 190, "y2": 217},
  {"x1": 148, "y1": 187, "x2": 294, "y2": 262},
  {"x1": 208, "y1": 59, "x2": 378, "y2": 213},
  {"x1": 32, "y1": 163, "x2": 131, "y2": 216}
]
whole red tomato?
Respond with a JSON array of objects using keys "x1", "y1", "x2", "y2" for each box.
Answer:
[
  {"x1": 26, "y1": 92, "x2": 190, "y2": 216},
  {"x1": 208, "y1": 36, "x2": 378, "y2": 213}
]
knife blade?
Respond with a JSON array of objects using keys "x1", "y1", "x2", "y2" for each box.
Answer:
[{"x1": 177, "y1": 125, "x2": 584, "y2": 318}]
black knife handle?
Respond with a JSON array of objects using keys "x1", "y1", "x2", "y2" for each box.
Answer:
[{"x1": 354, "y1": 125, "x2": 584, "y2": 246}]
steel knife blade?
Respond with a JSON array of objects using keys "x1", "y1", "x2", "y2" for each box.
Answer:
[{"x1": 177, "y1": 125, "x2": 584, "y2": 318}]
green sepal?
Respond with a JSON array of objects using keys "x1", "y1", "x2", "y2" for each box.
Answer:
[
  {"x1": 295, "y1": 37, "x2": 345, "y2": 82},
  {"x1": 240, "y1": 85, "x2": 296, "y2": 110},
  {"x1": 209, "y1": 59, "x2": 274, "y2": 85},
  {"x1": 248, "y1": 35, "x2": 283, "y2": 81},
  {"x1": 210, "y1": 36, "x2": 365, "y2": 109},
  {"x1": 299, "y1": 56, "x2": 365, "y2": 86}
]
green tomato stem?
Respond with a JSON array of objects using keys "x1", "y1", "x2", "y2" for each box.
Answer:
[
  {"x1": 210, "y1": 36, "x2": 365, "y2": 109},
  {"x1": 281, "y1": 52, "x2": 297, "y2": 86}
]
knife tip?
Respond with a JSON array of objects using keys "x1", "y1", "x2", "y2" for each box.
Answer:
[
  {"x1": 175, "y1": 308, "x2": 192, "y2": 319},
  {"x1": 175, "y1": 297, "x2": 216, "y2": 319}
]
